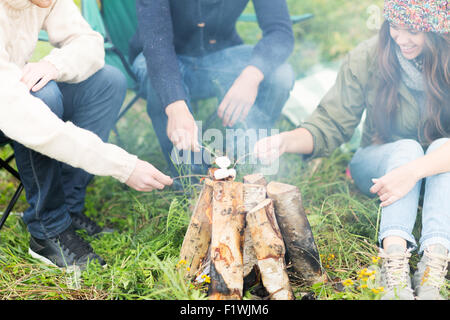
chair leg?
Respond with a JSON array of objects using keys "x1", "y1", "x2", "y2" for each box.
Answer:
[{"x1": 0, "y1": 183, "x2": 24, "y2": 231}]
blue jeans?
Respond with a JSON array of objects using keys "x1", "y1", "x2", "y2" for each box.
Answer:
[
  {"x1": 132, "y1": 44, "x2": 295, "y2": 176},
  {"x1": 11, "y1": 66, "x2": 127, "y2": 240},
  {"x1": 349, "y1": 138, "x2": 450, "y2": 253}
]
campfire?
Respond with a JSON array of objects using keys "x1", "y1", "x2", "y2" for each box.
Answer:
[{"x1": 179, "y1": 157, "x2": 326, "y2": 300}]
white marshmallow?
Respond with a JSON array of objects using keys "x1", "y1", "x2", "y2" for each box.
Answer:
[{"x1": 215, "y1": 156, "x2": 231, "y2": 169}]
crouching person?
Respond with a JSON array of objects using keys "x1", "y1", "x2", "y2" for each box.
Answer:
[
  {"x1": 254, "y1": 0, "x2": 449, "y2": 300},
  {"x1": 0, "y1": 0, "x2": 173, "y2": 269}
]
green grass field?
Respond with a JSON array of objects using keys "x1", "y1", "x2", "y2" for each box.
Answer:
[{"x1": 1, "y1": 0, "x2": 448, "y2": 300}]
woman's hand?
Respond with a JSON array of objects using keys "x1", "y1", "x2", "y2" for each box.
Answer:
[
  {"x1": 254, "y1": 128, "x2": 315, "y2": 164},
  {"x1": 126, "y1": 159, "x2": 173, "y2": 192},
  {"x1": 21, "y1": 60, "x2": 59, "y2": 92},
  {"x1": 253, "y1": 133, "x2": 286, "y2": 164},
  {"x1": 217, "y1": 66, "x2": 264, "y2": 127},
  {"x1": 370, "y1": 163, "x2": 420, "y2": 207}
]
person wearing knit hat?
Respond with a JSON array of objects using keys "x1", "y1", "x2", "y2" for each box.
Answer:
[
  {"x1": 0, "y1": 0, "x2": 172, "y2": 270},
  {"x1": 384, "y1": 0, "x2": 449, "y2": 34},
  {"x1": 254, "y1": 0, "x2": 449, "y2": 300}
]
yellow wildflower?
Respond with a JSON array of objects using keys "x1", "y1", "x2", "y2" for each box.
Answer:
[
  {"x1": 342, "y1": 279, "x2": 354, "y2": 287},
  {"x1": 201, "y1": 274, "x2": 211, "y2": 283},
  {"x1": 372, "y1": 256, "x2": 381, "y2": 264},
  {"x1": 177, "y1": 259, "x2": 187, "y2": 268}
]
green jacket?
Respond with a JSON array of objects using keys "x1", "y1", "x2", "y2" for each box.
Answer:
[{"x1": 300, "y1": 35, "x2": 423, "y2": 159}]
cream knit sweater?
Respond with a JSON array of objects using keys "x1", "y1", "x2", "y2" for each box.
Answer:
[{"x1": 0, "y1": 0, "x2": 137, "y2": 183}]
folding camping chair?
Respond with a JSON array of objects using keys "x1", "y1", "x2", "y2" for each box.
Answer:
[{"x1": 0, "y1": 137, "x2": 24, "y2": 231}]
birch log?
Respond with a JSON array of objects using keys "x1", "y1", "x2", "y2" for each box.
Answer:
[
  {"x1": 209, "y1": 181, "x2": 246, "y2": 300},
  {"x1": 179, "y1": 179, "x2": 213, "y2": 278},
  {"x1": 266, "y1": 181, "x2": 324, "y2": 284},
  {"x1": 243, "y1": 173, "x2": 267, "y2": 186},
  {"x1": 247, "y1": 199, "x2": 294, "y2": 300},
  {"x1": 242, "y1": 176, "x2": 267, "y2": 278}
]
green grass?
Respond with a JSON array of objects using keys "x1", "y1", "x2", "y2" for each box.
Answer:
[{"x1": 1, "y1": 0, "x2": 448, "y2": 300}]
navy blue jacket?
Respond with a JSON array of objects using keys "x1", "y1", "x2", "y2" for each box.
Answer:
[{"x1": 131, "y1": 0, "x2": 294, "y2": 110}]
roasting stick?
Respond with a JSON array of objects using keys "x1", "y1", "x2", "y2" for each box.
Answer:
[
  {"x1": 172, "y1": 174, "x2": 209, "y2": 180},
  {"x1": 232, "y1": 151, "x2": 256, "y2": 169},
  {"x1": 171, "y1": 144, "x2": 217, "y2": 181}
]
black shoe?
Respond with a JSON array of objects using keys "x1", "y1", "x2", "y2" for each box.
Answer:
[
  {"x1": 70, "y1": 212, "x2": 113, "y2": 237},
  {"x1": 28, "y1": 225, "x2": 106, "y2": 270}
]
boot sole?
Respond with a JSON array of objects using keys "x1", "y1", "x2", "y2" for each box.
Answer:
[
  {"x1": 28, "y1": 248, "x2": 107, "y2": 270},
  {"x1": 28, "y1": 248, "x2": 58, "y2": 267}
]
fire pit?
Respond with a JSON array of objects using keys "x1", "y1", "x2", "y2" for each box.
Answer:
[{"x1": 179, "y1": 161, "x2": 325, "y2": 300}]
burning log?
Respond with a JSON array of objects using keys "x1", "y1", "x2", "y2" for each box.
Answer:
[
  {"x1": 179, "y1": 179, "x2": 213, "y2": 278},
  {"x1": 266, "y1": 181, "x2": 325, "y2": 284},
  {"x1": 209, "y1": 181, "x2": 246, "y2": 300},
  {"x1": 246, "y1": 199, "x2": 294, "y2": 300}
]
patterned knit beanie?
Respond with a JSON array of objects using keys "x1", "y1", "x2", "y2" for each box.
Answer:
[{"x1": 384, "y1": 0, "x2": 449, "y2": 33}]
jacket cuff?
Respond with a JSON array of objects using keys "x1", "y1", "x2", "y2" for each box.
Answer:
[
  {"x1": 113, "y1": 154, "x2": 139, "y2": 184},
  {"x1": 297, "y1": 122, "x2": 327, "y2": 160}
]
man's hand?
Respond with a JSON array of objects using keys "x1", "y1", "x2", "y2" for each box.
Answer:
[
  {"x1": 166, "y1": 100, "x2": 200, "y2": 152},
  {"x1": 370, "y1": 163, "x2": 420, "y2": 207},
  {"x1": 21, "y1": 60, "x2": 59, "y2": 92},
  {"x1": 126, "y1": 159, "x2": 173, "y2": 192},
  {"x1": 217, "y1": 66, "x2": 264, "y2": 127}
]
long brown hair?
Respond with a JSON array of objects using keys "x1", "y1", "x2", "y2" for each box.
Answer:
[{"x1": 374, "y1": 20, "x2": 450, "y2": 145}]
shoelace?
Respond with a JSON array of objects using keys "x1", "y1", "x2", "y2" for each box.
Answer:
[
  {"x1": 53, "y1": 227, "x2": 94, "y2": 259},
  {"x1": 380, "y1": 250, "x2": 412, "y2": 289},
  {"x1": 72, "y1": 213, "x2": 102, "y2": 233},
  {"x1": 420, "y1": 250, "x2": 449, "y2": 288}
]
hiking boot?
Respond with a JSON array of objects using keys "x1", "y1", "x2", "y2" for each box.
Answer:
[
  {"x1": 70, "y1": 211, "x2": 113, "y2": 237},
  {"x1": 375, "y1": 244, "x2": 414, "y2": 300},
  {"x1": 412, "y1": 244, "x2": 449, "y2": 300},
  {"x1": 28, "y1": 225, "x2": 106, "y2": 270}
]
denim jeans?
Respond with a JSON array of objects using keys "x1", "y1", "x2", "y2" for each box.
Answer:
[
  {"x1": 10, "y1": 66, "x2": 127, "y2": 240},
  {"x1": 132, "y1": 44, "x2": 295, "y2": 176},
  {"x1": 349, "y1": 138, "x2": 450, "y2": 253}
]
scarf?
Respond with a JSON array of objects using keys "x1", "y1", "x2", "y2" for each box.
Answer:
[{"x1": 395, "y1": 46, "x2": 425, "y2": 92}]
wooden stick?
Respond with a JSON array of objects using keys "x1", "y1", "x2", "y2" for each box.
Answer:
[
  {"x1": 246, "y1": 199, "x2": 294, "y2": 300},
  {"x1": 209, "y1": 181, "x2": 246, "y2": 300},
  {"x1": 179, "y1": 179, "x2": 213, "y2": 279},
  {"x1": 266, "y1": 181, "x2": 324, "y2": 284}
]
